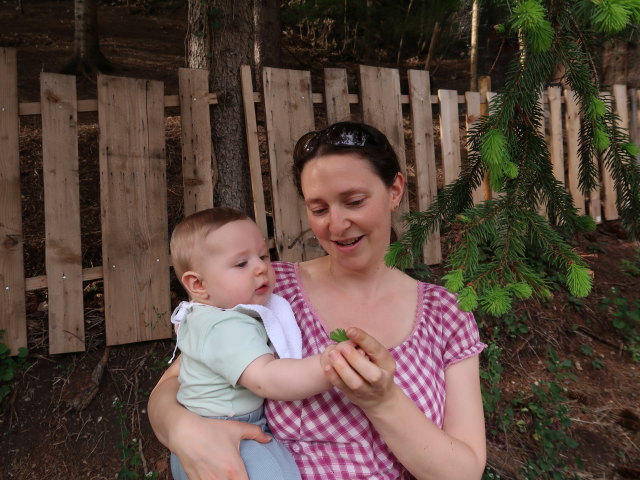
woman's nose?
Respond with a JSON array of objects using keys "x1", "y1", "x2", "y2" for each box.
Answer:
[{"x1": 328, "y1": 208, "x2": 349, "y2": 234}]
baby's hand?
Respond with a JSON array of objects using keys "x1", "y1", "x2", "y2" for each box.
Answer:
[{"x1": 320, "y1": 343, "x2": 339, "y2": 371}]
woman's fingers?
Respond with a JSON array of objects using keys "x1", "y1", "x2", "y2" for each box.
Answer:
[
  {"x1": 346, "y1": 327, "x2": 396, "y2": 373},
  {"x1": 332, "y1": 343, "x2": 383, "y2": 386}
]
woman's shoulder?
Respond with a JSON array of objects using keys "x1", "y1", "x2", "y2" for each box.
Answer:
[
  {"x1": 272, "y1": 261, "x2": 302, "y2": 296},
  {"x1": 415, "y1": 280, "x2": 473, "y2": 323},
  {"x1": 272, "y1": 261, "x2": 297, "y2": 282}
]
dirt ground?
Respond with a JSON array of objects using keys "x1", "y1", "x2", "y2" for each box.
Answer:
[{"x1": 1, "y1": 1, "x2": 640, "y2": 479}]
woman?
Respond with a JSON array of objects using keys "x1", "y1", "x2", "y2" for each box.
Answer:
[{"x1": 149, "y1": 121, "x2": 487, "y2": 479}]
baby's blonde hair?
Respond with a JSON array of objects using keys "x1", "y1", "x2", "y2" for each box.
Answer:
[{"x1": 170, "y1": 207, "x2": 248, "y2": 282}]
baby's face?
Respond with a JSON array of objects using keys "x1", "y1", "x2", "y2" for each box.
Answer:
[{"x1": 195, "y1": 219, "x2": 275, "y2": 308}]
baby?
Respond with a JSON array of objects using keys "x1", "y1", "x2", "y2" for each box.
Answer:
[{"x1": 168, "y1": 207, "x2": 330, "y2": 480}]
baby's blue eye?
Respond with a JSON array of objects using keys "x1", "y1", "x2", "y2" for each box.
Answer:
[{"x1": 235, "y1": 261, "x2": 248, "y2": 268}]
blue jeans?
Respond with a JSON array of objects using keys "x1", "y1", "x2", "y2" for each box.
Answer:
[{"x1": 170, "y1": 405, "x2": 301, "y2": 480}]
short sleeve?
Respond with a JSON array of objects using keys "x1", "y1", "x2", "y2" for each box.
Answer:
[
  {"x1": 202, "y1": 312, "x2": 273, "y2": 386},
  {"x1": 438, "y1": 288, "x2": 486, "y2": 369}
]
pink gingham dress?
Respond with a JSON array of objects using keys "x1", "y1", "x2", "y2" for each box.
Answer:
[{"x1": 266, "y1": 262, "x2": 486, "y2": 480}]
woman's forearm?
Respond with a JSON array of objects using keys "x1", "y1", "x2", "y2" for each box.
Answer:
[
  {"x1": 363, "y1": 356, "x2": 486, "y2": 480},
  {"x1": 147, "y1": 357, "x2": 271, "y2": 480},
  {"x1": 364, "y1": 385, "x2": 485, "y2": 480},
  {"x1": 147, "y1": 360, "x2": 183, "y2": 447}
]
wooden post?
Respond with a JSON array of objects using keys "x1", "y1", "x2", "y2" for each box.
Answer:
[
  {"x1": 324, "y1": 68, "x2": 351, "y2": 124},
  {"x1": 240, "y1": 65, "x2": 269, "y2": 240},
  {"x1": 40, "y1": 72, "x2": 85, "y2": 354},
  {"x1": 478, "y1": 76, "x2": 492, "y2": 201},
  {"x1": 178, "y1": 68, "x2": 215, "y2": 217},
  {"x1": 359, "y1": 65, "x2": 409, "y2": 237},
  {"x1": 98, "y1": 75, "x2": 172, "y2": 345},
  {"x1": 408, "y1": 69, "x2": 442, "y2": 265},
  {"x1": 0, "y1": 48, "x2": 27, "y2": 354}
]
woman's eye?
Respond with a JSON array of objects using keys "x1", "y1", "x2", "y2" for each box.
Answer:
[
  {"x1": 348, "y1": 198, "x2": 364, "y2": 207},
  {"x1": 310, "y1": 207, "x2": 327, "y2": 216}
]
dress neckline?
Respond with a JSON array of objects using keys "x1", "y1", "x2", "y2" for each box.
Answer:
[{"x1": 291, "y1": 261, "x2": 425, "y2": 351}]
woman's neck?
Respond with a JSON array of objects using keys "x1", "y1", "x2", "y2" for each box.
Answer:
[{"x1": 322, "y1": 255, "x2": 397, "y2": 296}]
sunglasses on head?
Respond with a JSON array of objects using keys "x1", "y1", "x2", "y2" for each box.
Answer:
[{"x1": 293, "y1": 122, "x2": 383, "y2": 161}]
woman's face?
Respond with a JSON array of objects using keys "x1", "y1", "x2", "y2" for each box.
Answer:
[{"x1": 300, "y1": 153, "x2": 404, "y2": 271}]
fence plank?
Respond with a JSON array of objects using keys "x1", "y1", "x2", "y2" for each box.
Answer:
[
  {"x1": 324, "y1": 68, "x2": 351, "y2": 124},
  {"x1": 547, "y1": 86, "x2": 565, "y2": 185},
  {"x1": 240, "y1": 65, "x2": 268, "y2": 239},
  {"x1": 40, "y1": 72, "x2": 85, "y2": 354},
  {"x1": 438, "y1": 89, "x2": 461, "y2": 185},
  {"x1": 359, "y1": 65, "x2": 409, "y2": 236},
  {"x1": 178, "y1": 68, "x2": 215, "y2": 217},
  {"x1": 408, "y1": 69, "x2": 441, "y2": 265},
  {"x1": 564, "y1": 89, "x2": 586, "y2": 215},
  {"x1": 97, "y1": 75, "x2": 171, "y2": 345},
  {"x1": 0, "y1": 48, "x2": 27, "y2": 354},
  {"x1": 465, "y1": 91, "x2": 484, "y2": 205},
  {"x1": 601, "y1": 90, "x2": 620, "y2": 220},
  {"x1": 262, "y1": 67, "x2": 324, "y2": 262}
]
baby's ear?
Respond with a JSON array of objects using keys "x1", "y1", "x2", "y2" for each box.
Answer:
[{"x1": 181, "y1": 271, "x2": 207, "y2": 299}]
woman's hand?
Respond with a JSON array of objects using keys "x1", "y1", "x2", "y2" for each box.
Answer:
[
  {"x1": 171, "y1": 416, "x2": 271, "y2": 480},
  {"x1": 148, "y1": 358, "x2": 271, "y2": 480},
  {"x1": 322, "y1": 327, "x2": 398, "y2": 411}
]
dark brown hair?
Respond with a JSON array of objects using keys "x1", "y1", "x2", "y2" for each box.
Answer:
[{"x1": 291, "y1": 121, "x2": 401, "y2": 197}]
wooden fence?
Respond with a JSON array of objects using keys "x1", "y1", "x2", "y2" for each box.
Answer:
[{"x1": 1, "y1": 46, "x2": 639, "y2": 355}]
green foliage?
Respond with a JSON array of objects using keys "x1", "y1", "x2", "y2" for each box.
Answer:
[
  {"x1": 0, "y1": 331, "x2": 29, "y2": 414},
  {"x1": 509, "y1": 349, "x2": 581, "y2": 478},
  {"x1": 511, "y1": 0, "x2": 554, "y2": 52},
  {"x1": 580, "y1": 343, "x2": 605, "y2": 369},
  {"x1": 517, "y1": 379, "x2": 580, "y2": 479},
  {"x1": 619, "y1": 247, "x2": 640, "y2": 276},
  {"x1": 329, "y1": 328, "x2": 350, "y2": 342},
  {"x1": 480, "y1": 340, "x2": 580, "y2": 478},
  {"x1": 599, "y1": 288, "x2": 640, "y2": 362},
  {"x1": 114, "y1": 397, "x2": 158, "y2": 479},
  {"x1": 388, "y1": 0, "x2": 640, "y2": 316}
]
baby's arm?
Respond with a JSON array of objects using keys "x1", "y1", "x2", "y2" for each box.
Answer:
[{"x1": 238, "y1": 353, "x2": 332, "y2": 401}]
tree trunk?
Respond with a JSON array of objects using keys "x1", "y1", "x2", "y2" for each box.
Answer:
[
  {"x1": 185, "y1": 0, "x2": 210, "y2": 70},
  {"x1": 253, "y1": 0, "x2": 281, "y2": 87},
  {"x1": 62, "y1": 0, "x2": 113, "y2": 75},
  {"x1": 187, "y1": 0, "x2": 256, "y2": 212},
  {"x1": 469, "y1": 0, "x2": 480, "y2": 91},
  {"x1": 361, "y1": 0, "x2": 376, "y2": 62},
  {"x1": 424, "y1": 21, "x2": 440, "y2": 71}
]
